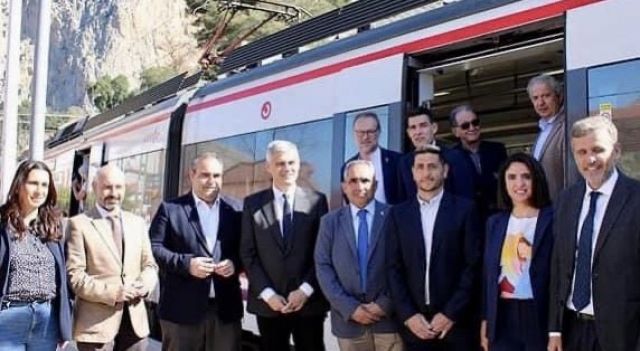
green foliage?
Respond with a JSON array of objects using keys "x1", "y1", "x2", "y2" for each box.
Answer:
[
  {"x1": 88, "y1": 75, "x2": 132, "y2": 112},
  {"x1": 140, "y1": 66, "x2": 178, "y2": 91}
]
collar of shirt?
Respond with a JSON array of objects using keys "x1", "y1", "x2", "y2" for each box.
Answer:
[
  {"x1": 96, "y1": 205, "x2": 120, "y2": 219},
  {"x1": 584, "y1": 167, "x2": 618, "y2": 197},
  {"x1": 538, "y1": 115, "x2": 557, "y2": 129},
  {"x1": 349, "y1": 200, "x2": 376, "y2": 221},
  {"x1": 192, "y1": 192, "x2": 220, "y2": 211},
  {"x1": 417, "y1": 189, "x2": 444, "y2": 208},
  {"x1": 273, "y1": 185, "x2": 296, "y2": 204}
]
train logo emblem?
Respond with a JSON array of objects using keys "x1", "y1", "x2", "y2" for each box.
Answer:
[{"x1": 261, "y1": 101, "x2": 272, "y2": 120}]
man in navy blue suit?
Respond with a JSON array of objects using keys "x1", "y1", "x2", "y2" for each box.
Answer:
[
  {"x1": 446, "y1": 105, "x2": 507, "y2": 221},
  {"x1": 316, "y1": 160, "x2": 402, "y2": 351},
  {"x1": 342, "y1": 111, "x2": 404, "y2": 204},
  {"x1": 150, "y1": 153, "x2": 243, "y2": 351},
  {"x1": 387, "y1": 146, "x2": 482, "y2": 351}
]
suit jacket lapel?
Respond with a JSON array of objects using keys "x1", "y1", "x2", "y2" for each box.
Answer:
[
  {"x1": 566, "y1": 184, "x2": 585, "y2": 262},
  {"x1": 338, "y1": 207, "x2": 358, "y2": 259},
  {"x1": 532, "y1": 207, "x2": 552, "y2": 257},
  {"x1": 594, "y1": 174, "x2": 630, "y2": 262},
  {"x1": 491, "y1": 214, "x2": 509, "y2": 266},
  {"x1": 367, "y1": 202, "x2": 386, "y2": 262},
  {"x1": 260, "y1": 191, "x2": 285, "y2": 252},
  {"x1": 290, "y1": 187, "x2": 311, "y2": 253},
  {"x1": 182, "y1": 196, "x2": 212, "y2": 256},
  {"x1": 430, "y1": 193, "x2": 452, "y2": 263},
  {"x1": 407, "y1": 200, "x2": 427, "y2": 276},
  {"x1": 87, "y1": 207, "x2": 122, "y2": 267}
]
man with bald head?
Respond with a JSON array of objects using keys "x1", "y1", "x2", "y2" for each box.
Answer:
[{"x1": 67, "y1": 164, "x2": 158, "y2": 351}]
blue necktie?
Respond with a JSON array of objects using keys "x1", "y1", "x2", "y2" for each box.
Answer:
[
  {"x1": 282, "y1": 194, "x2": 293, "y2": 244},
  {"x1": 357, "y1": 209, "x2": 369, "y2": 292},
  {"x1": 572, "y1": 191, "x2": 601, "y2": 311}
]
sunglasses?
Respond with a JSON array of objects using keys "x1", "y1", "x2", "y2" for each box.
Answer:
[{"x1": 456, "y1": 119, "x2": 480, "y2": 130}]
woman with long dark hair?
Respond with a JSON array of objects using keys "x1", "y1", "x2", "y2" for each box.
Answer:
[
  {"x1": 0, "y1": 160, "x2": 72, "y2": 350},
  {"x1": 481, "y1": 153, "x2": 553, "y2": 351}
]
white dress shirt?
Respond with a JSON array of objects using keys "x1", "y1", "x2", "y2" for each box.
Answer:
[
  {"x1": 259, "y1": 185, "x2": 314, "y2": 301},
  {"x1": 566, "y1": 168, "x2": 619, "y2": 315},
  {"x1": 193, "y1": 193, "x2": 220, "y2": 298},
  {"x1": 370, "y1": 147, "x2": 387, "y2": 204},
  {"x1": 418, "y1": 189, "x2": 444, "y2": 305},
  {"x1": 533, "y1": 115, "x2": 558, "y2": 160}
]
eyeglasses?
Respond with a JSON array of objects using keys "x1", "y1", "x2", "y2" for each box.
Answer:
[
  {"x1": 354, "y1": 129, "x2": 379, "y2": 137},
  {"x1": 456, "y1": 119, "x2": 480, "y2": 130}
]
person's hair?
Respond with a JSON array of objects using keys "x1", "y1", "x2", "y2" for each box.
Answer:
[
  {"x1": 527, "y1": 74, "x2": 563, "y2": 97},
  {"x1": 412, "y1": 145, "x2": 447, "y2": 166},
  {"x1": 0, "y1": 160, "x2": 62, "y2": 241},
  {"x1": 353, "y1": 112, "x2": 381, "y2": 132},
  {"x1": 497, "y1": 153, "x2": 551, "y2": 210},
  {"x1": 265, "y1": 140, "x2": 299, "y2": 163},
  {"x1": 406, "y1": 105, "x2": 435, "y2": 124},
  {"x1": 449, "y1": 104, "x2": 476, "y2": 127},
  {"x1": 342, "y1": 159, "x2": 375, "y2": 181},
  {"x1": 191, "y1": 152, "x2": 224, "y2": 170},
  {"x1": 571, "y1": 116, "x2": 618, "y2": 143}
]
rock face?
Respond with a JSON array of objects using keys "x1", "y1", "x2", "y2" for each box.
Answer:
[{"x1": 0, "y1": 0, "x2": 199, "y2": 111}]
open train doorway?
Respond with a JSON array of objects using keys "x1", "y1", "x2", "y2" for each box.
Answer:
[{"x1": 405, "y1": 17, "x2": 565, "y2": 153}]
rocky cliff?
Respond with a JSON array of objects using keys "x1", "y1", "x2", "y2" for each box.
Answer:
[{"x1": 0, "y1": 0, "x2": 199, "y2": 112}]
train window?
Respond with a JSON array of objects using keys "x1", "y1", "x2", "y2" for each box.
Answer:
[
  {"x1": 588, "y1": 59, "x2": 640, "y2": 180},
  {"x1": 343, "y1": 106, "x2": 391, "y2": 161},
  {"x1": 112, "y1": 150, "x2": 165, "y2": 224}
]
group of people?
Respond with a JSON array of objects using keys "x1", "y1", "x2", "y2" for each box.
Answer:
[{"x1": 0, "y1": 73, "x2": 638, "y2": 351}]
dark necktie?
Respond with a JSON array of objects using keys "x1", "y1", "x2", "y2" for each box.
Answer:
[
  {"x1": 282, "y1": 194, "x2": 293, "y2": 244},
  {"x1": 572, "y1": 191, "x2": 601, "y2": 311},
  {"x1": 107, "y1": 214, "x2": 123, "y2": 259},
  {"x1": 357, "y1": 209, "x2": 369, "y2": 292}
]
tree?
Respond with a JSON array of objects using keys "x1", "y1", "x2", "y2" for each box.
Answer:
[
  {"x1": 88, "y1": 75, "x2": 132, "y2": 112},
  {"x1": 140, "y1": 66, "x2": 178, "y2": 91}
]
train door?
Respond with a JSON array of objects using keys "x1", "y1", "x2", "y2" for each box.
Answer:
[{"x1": 404, "y1": 17, "x2": 565, "y2": 153}]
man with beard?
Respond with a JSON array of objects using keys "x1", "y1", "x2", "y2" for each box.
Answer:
[
  {"x1": 548, "y1": 116, "x2": 640, "y2": 351},
  {"x1": 341, "y1": 112, "x2": 403, "y2": 204},
  {"x1": 150, "y1": 153, "x2": 243, "y2": 350},
  {"x1": 241, "y1": 140, "x2": 329, "y2": 351},
  {"x1": 67, "y1": 165, "x2": 158, "y2": 351},
  {"x1": 387, "y1": 146, "x2": 482, "y2": 351}
]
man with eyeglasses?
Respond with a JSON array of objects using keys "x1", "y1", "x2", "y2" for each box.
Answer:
[
  {"x1": 447, "y1": 104, "x2": 507, "y2": 221},
  {"x1": 341, "y1": 112, "x2": 404, "y2": 204}
]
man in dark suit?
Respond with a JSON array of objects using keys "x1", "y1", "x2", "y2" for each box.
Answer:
[
  {"x1": 241, "y1": 140, "x2": 329, "y2": 351},
  {"x1": 150, "y1": 153, "x2": 243, "y2": 350},
  {"x1": 316, "y1": 160, "x2": 402, "y2": 351},
  {"x1": 548, "y1": 116, "x2": 640, "y2": 351},
  {"x1": 387, "y1": 146, "x2": 482, "y2": 351},
  {"x1": 342, "y1": 111, "x2": 404, "y2": 204},
  {"x1": 398, "y1": 106, "x2": 447, "y2": 199},
  {"x1": 447, "y1": 105, "x2": 507, "y2": 220},
  {"x1": 528, "y1": 74, "x2": 566, "y2": 199}
]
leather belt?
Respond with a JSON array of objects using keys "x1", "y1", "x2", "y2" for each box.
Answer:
[
  {"x1": 567, "y1": 309, "x2": 595, "y2": 321},
  {"x1": 0, "y1": 299, "x2": 50, "y2": 310}
]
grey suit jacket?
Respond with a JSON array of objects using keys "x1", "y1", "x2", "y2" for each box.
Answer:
[
  {"x1": 315, "y1": 201, "x2": 397, "y2": 338},
  {"x1": 549, "y1": 172, "x2": 640, "y2": 351},
  {"x1": 536, "y1": 112, "x2": 566, "y2": 199}
]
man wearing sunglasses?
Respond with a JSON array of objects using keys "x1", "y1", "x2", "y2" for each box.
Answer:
[{"x1": 447, "y1": 104, "x2": 507, "y2": 221}]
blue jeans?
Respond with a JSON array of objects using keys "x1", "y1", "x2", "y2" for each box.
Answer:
[{"x1": 0, "y1": 300, "x2": 59, "y2": 351}]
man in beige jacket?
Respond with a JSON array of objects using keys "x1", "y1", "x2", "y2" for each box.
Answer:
[{"x1": 67, "y1": 164, "x2": 158, "y2": 351}]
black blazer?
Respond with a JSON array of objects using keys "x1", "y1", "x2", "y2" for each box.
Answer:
[
  {"x1": 0, "y1": 225, "x2": 72, "y2": 341},
  {"x1": 241, "y1": 187, "x2": 329, "y2": 317},
  {"x1": 549, "y1": 172, "x2": 640, "y2": 351},
  {"x1": 447, "y1": 141, "x2": 507, "y2": 218},
  {"x1": 341, "y1": 147, "x2": 405, "y2": 204},
  {"x1": 386, "y1": 193, "x2": 482, "y2": 330},
  {"x1": 483, "y1": 207, "x2": 554, "y2": 342},
  {"x1": 149, "y1": 193, "x2": 243, "y2": 324}
]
